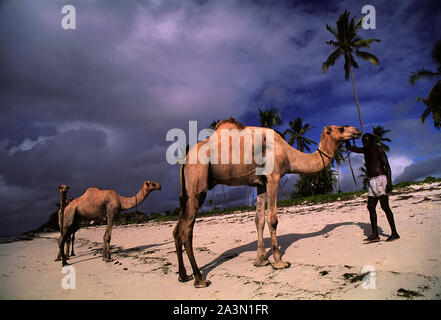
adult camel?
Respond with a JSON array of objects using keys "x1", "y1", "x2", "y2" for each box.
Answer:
[{"x1": 173, "y1": 118, "x2": 360, "y2": 287}]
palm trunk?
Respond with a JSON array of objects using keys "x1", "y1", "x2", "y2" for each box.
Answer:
[
  {"x1": 337, "y1": 164, "x2": 341, "y2": 193},
  {"x1": 221, "y1": 185, "x2": 229, "y2": 209},
  {"x1": 212, "y1": 189, "x2": 215, "y2": 211},
  {"x1": 347, "y1": 152, "x2": 359, "y2": 190},
  {"x1": 349, "y1": 62, "x2": 364, "y2": 134},
  {"x1": 279, "y1": 182, "x2": 288, "y2": 199}
]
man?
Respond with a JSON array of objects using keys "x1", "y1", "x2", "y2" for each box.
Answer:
[{"x1": 346, "y1": 133, "x2": 400, "y2": 242}]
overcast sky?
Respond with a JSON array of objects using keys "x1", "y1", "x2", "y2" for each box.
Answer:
[{"x1": 1, "y1": 0, "x2": 440, "y2": 236}]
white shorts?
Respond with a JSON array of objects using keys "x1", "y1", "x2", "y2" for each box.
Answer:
[{"x1": 368, "y1": 175, "x2": 389, "y2": 197}]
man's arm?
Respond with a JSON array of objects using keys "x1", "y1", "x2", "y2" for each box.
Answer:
[
  {"x1": 379, "y1": 148, "x2": 393, "y2": 193},
  {"x1": 345, "y1": 140, "x2": 365, "y2": 153}
]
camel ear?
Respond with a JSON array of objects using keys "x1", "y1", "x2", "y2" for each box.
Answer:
[{"x1": 326, "y1": 126, "x2": 332, "y2": 135}]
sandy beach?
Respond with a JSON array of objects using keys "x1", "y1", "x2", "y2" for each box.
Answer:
[{"x1": 1, "y1": 182, "x2": 440, "y2": 300}]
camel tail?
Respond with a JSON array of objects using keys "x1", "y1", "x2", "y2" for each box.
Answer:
[{"x1": 179, "y1": 164, "x2": 187, "y2": 217}]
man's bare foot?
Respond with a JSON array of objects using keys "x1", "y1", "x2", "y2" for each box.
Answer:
[
  {"x1": 385, "y1": 234, "x2": 400, "y2": 242},
  {"x1": 364, "y1": 234, "x2": 380, "y2": 242}
]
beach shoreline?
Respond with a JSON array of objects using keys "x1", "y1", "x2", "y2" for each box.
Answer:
[{"x1": 1, "y1": 182, "x2": 440, "y2": 300}]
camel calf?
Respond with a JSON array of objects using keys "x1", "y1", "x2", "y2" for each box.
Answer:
[{"x1": 58, "y1": 180, "x2": 161, "y2": 266}]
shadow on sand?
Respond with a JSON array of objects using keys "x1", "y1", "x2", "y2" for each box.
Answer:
[
  {"x1": 201, "y1": 221, "x2": 385, "y2": 278},
  {"x1": 68, "y1": 241, "x2": 173, "y2": 265}
]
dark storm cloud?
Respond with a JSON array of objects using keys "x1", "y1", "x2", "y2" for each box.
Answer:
[
  {"x1": 1, "y1": 0, "x2": 440, "y2": 236},
  {"x1": 395, "y1": 156, "x2": 441, "y2": 183}
]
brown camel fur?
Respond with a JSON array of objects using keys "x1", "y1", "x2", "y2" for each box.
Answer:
[
  {"x1": 58, "y1": 180, "x2": 161, "y2": 266},
  {"x1": 173, "y1": 118, "x2": 360, "y2": 287}
]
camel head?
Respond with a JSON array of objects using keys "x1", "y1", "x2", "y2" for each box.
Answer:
[
  {"x1": 144, "y1": 180, "x2": 162, "y2": 191},
  {"x1": 59, "y1": 184, "x2": 69, "y2": 194},
  {"x1": 322, "y1": 125, "x2": 361, "y2": 144}
]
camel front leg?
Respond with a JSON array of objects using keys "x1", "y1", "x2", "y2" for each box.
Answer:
[
  {"x1": 254, "y1": 186, "x2": 270, "y2": 267},
  {"x1": 266, "y1": 177, "x2": 291, "y2": 270}
]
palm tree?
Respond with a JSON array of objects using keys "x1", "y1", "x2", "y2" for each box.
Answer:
[
  {"x1": 331, "y1": 144, "x2": 348, "y2": 193},
  {"x1": 293, "y1": 165, "x2": 337, "y2": 196},
  {"x1": 257, "y1": 107, "x2": 286, "y2": 201},
  {"x1": 257, "y1": 107, "x2": 282, "y2": 128},
  {"x1": 323, "y1": 10, "x2": 381, "y2": 133},
  {"x1": 410, "y1": 40, "x2": 441, "y2": 130},
  {"x1": 358, "y1": 164, "x2": 369, "y2": 190},
  {"x1": 257, "y1": 107, "x2": 285, "y2": 138},
  {"x1": 208, "y1": 120, "x2": 229, "y2": 209},
  {"x1": 372, "y1": 125, "x2": 391, "y2": 152},
  {"x1": 284, "y1": 118, "x2": 316, "y2": 152},
  {"x1": 284, "y1": 118, "x2": 316, "y2": 197}
]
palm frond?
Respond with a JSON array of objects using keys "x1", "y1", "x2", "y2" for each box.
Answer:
[
  {"x1": 322, "y1": 49, "x2": 343, "y2": 74},
  {"x1": 349, "y1": 53, "x2": 360, "y2": 69},
  {"x1": 355, "y1": 50, "x2": 380, "y2": 66},
  {"x1": 353, "y1": 38, "x2": 381, "y2": 49},
  {"x1": 325, "y1": 24, "x2": 338, "y2": 38},
  {"x1": 409, "y1": 69, "x2": 439, "y2": 85},
  {"x1": 421, "y1": 106, "x2": 432, "y2": 123}
]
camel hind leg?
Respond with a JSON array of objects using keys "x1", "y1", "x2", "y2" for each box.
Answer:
[
  {"x1": 65, "y1": 234, "x2": 71, "y2": 258},
  {"x1": 182, "y1": 195, "x2": 211, "y2": 288},
  {"x1": 254, "y1": 185, "x2": 270, "y2": 267},
  {"x1": 266, "y1": 176, "x2": 290, "y2": 269},
  {"x1": 173, "y1": 216, "x2": 193, "y2": 283},
  {"x1": 70, "y1": 232, "x2": 76, "y2": 256}
]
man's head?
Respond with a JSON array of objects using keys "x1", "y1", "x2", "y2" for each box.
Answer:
[{"x1": 362, "y1": 133, "x2": 375, "y2": 148}]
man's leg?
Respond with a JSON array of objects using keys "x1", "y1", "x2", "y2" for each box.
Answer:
[
  {"x1": 366, "y1": 196, "x2": 380, "y2": 241},
  {"x1": 379, "y1": 195, "x2": 400, "y2": 241}
]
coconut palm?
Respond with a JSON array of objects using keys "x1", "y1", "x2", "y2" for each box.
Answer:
[
  {"x1": 323, "y1": 10, "x2": 381, "y2": 133},
  {"x1": 331, "y1": 144, "x2": 349, "y2": 193},
  {"x1": 372, "y1": 125, "x2": 391, "y2": 152},
  {"x1": 358, "y1": 164, "x2": 369, "y2": 190},
  {"x1": 284, "y1": 118, "x2": 316, "y2": 152},
  {"x1": 410, "y1": 40, "x2": 441, "y2": 130},
  {"x1": 257, "y1": 107, "x2": 285, "y2": 138},
  {"x1": 257, "y1": 107, "x2": 287, "y2": 200}
]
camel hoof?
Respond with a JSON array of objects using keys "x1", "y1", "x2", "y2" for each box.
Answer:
[
  {"x1": 55, "y1": 257, "x2": 61, "y2": 262},
  {"x1": 194, "y1": 279, "x2": 211, "y2": 288},
  {"x1": 178, "y1": 274, "x2": 194, "y2": 283},
  {"x1": 271, "y1": 261, "x2": 291, "y2": 270},
  {"x1": 71, "y1": 253, "x2": 76, "y2": 256},
  {"x1": 103, "y1": 258, "x2": 113, "y2": 263},
  {"x1": 253, "y1": 258, "x2": 270, "y2": 267}
]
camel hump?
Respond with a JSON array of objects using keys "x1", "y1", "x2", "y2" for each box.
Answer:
[{"x1": 214, "y1": 117, "x2": 245, "y2": 131}]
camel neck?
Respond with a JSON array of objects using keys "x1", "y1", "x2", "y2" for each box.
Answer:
[
  {"x1": 60, "y1": 192, "x2": 67, "y2": 210},
  {"x1": 286, "y1": 133, "x2": 337, "y2": 174},
  {"x1": 119, "y1": 185, "x2": 152, "y2": 211}
]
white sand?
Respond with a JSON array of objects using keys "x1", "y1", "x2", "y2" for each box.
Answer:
[{"x1": 1, "y1": 183, "x2": 440, "y2": 300}]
